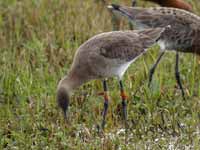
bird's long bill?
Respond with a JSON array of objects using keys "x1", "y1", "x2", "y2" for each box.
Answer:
[{"x1": 107, "y1": 4, "x2": 136, "y2": 20}]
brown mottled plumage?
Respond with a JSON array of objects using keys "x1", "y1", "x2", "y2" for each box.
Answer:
[
  {"x1": 108, "y1": 4, "x2": 200, "y2": 98},
  {"x1": 57, "y1": 28, "x2": 167, "y2": 125}
]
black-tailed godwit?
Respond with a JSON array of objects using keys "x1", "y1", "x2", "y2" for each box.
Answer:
[{"x1": 57, "y1": 27, "x2": 168, "y2": 129}]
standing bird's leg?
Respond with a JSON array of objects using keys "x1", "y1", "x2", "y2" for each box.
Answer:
[
  {"x1": 175, "y1": 51, "x2": 185, "y2": 100},
  {"x1": 119, "y1": 80, "x2": 128, "y2": 129},
  {"x1": 148, "y1": 51, "x2": 165, "y2": 87},
  {"x1": 101, "y1": 80, "x2": 109, "y2": 130}
]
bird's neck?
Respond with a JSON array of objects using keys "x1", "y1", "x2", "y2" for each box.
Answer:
[{"x1": 57, "y1": 70, "x2": 87, "y2": 95}]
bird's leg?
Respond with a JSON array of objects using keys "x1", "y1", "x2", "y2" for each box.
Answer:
[
  {"x1": 148, "y1": 51, "x2": 165, "y2": 87},
  {"x1": 101, "y1": 80, "x2": 109, "y2": 130},
  {"x1": 175, "y1": 51, "x2": 185, "y2": 100},
  {"x1": 119, "y1": 80, "x2": 128, "y2": 129}
]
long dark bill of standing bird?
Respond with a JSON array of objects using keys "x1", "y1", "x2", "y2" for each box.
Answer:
[
  {"x1": 57, "y1": 27, "x2": 169, "y2": 130},
  {"x1": 108, "y1": 4, "x2": 200, "y2": 99}
]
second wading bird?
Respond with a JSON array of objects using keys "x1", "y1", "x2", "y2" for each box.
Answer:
[
  {"x1": 108, "y1": 4, "x2": 200, "y2": 99},
  {"x1": 57, "y1": 27, "x2": 169, "y2": 129}
]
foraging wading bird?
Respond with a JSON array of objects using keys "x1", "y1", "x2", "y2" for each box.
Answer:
[
  {"x1": 57, "y1": 27, "x2": 168, "y2": 129},
  {"x1": 144, "y1": 0, "x2": 193, "y2": 12},
  {"x1": 108, "y1": 4, "x2": 200, "y2": 99}
]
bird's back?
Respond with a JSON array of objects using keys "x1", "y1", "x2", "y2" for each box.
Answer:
[
  {"x1": 74, "y1": 29, "x2": 165, "y2": 62},
  {"x1": 70, "y1": 28, "x2": 165, "y2": 79},
  {"x1": 109, "y1": 5, "x2": 200, "y2": 54}
]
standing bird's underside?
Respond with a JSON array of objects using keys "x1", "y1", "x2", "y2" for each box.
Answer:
[
  {"x1": 57, "y1": 27, "x2": 168, "y2": 129},
  {"x1": 108, "y1": 4, "x2": 200, "y2": 99}
]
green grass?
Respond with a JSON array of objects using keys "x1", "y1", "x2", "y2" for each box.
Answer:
[{"x1": 0, "y1": 0, "x2": 200, "y2": 149}]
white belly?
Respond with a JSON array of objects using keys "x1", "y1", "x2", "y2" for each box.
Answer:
[
  {"x1": 157, "y1": 40, "x2": 166, "y2": 51},
  {"x1": 111, "y1": 52, "x2": 145, "y2": 79},
  {"x1": 115, "y1": 61, "x2": 133, "y2": 79}
]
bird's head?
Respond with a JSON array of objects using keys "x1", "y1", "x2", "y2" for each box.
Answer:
[{"x1": 56, "y1": 85, "x2": 70, "y2": 120}]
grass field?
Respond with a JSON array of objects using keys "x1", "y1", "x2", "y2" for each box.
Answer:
[{"x1": 0, "y1": 0, "x2": 200, "y2": 149}]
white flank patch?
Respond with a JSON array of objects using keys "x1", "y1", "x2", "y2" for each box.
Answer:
[
  {"x1": 116, "y1": 51, "x2": 146, "y2": 79},
  {"x1": 107, "y1": 5, "x2": 113, "y2": 9},
  {"x1": 157, "y1": 40, "x2": 166, "y2": 51},
  {"x1": 116, "y1": 61, "x2": 133, "y2": 79}
]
